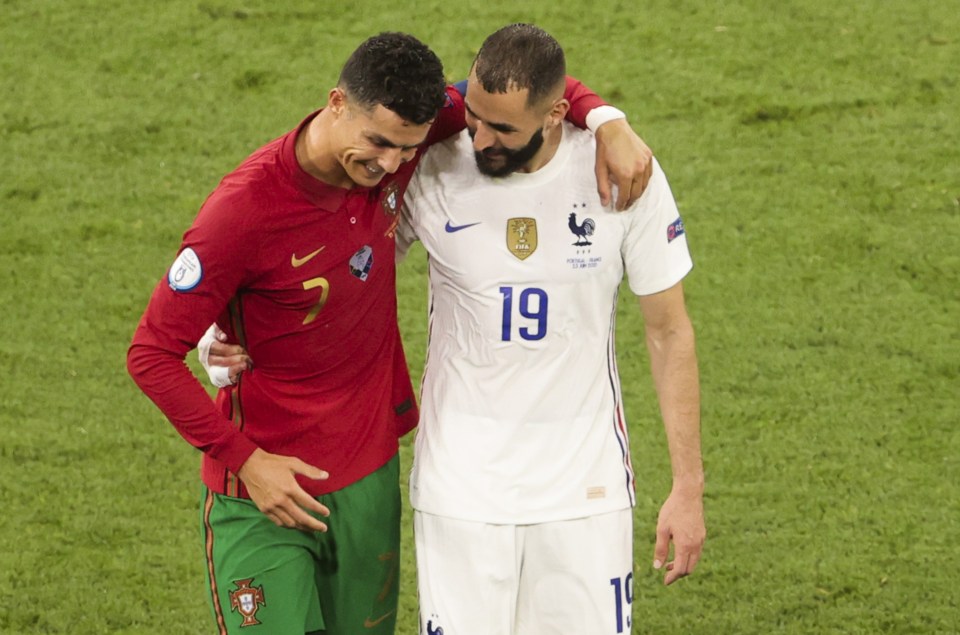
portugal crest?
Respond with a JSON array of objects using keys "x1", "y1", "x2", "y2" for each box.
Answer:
[
  {"x1": 229, "y1": 578, "x2": 266, "y2": 627},
  {"x1": 506, "y1": 217, "x2": 537, "y2": 261},
  {"x1": 381, "y1": 181, "x2": 402, "y2": 237},
  {"x1": 381, "y1": 181, "x2": 400, "y2": 216}
]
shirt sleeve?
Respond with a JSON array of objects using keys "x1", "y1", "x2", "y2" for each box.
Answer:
[
  {"x1": 423, "y1": 85, "x2": 468, "y2": 146},
  {"x1": 396, "y1": 177, "x2": 422, "y2": 263},
  {"x1": 621, "y1": 158, "x2": 694, "y2": 296},
  {"x1": 126, "y1": 190, "x2": 261, "y2": 474},
  {"x1": 564, "y1": 76, "x2": 608, "y2": 129}
]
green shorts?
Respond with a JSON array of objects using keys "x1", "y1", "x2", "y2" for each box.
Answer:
[{"x1": 200, "y1": 455, "x2": 401, "y2": 635}]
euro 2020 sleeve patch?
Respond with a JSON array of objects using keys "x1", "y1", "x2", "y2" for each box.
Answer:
[{"x1": 168, "y1": 247, "x2": 203, "y2": 291}]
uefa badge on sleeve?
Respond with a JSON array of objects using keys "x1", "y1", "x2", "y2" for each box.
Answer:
[
  {"x1": 167, "y1": 247, "x2": 203, "y2": 291},
  {"x1": 667, "y1": 217, "x2": 685, "y2": 243}
]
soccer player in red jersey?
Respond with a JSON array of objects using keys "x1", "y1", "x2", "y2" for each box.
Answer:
[
  {"x1": 128, "y1": 34, "x2": 449, "y2": 635},
  {"x1": 128, "y1": 31, "x2": 650, "y2": 635}
]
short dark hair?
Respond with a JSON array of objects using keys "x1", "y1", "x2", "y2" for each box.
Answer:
[
  {"x1": 473, "y1": 24, "x2": 566, "y2": 107},
  {"x1": 338, "y1": 32, "x2": 447, "y2": 125}
]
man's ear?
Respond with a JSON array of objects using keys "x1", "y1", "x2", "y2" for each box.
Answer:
[
  {"x1": 327, "y1": 87, "x2": 347, "y2": 115},
  {"x1": 547, "y1": 98, "x2": 570, "y2": 128}
]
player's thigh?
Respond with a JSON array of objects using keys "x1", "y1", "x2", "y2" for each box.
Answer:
[
  {"x1": 516, "y1": 508, "x2": 634, "y2": 635},
  {"x1": 201, "y1": 486, "x2": 324, "y2": 635},
  {"x1": 415, "y1": 511, "x2": 520, "y2": 635},
  {"x1": 314, "y1": 455, "x2": 402, "y2": 635}
]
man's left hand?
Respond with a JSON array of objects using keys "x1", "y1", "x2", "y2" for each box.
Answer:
[{"x1": 653, "y1": 488, "x2": 705, "y2": 585}]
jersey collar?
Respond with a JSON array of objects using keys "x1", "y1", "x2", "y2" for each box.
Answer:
[{"x1": 280, "y1": 110, "x2": 348, "y2": 212}]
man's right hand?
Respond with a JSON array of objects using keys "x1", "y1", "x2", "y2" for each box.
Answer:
[{"x1": 237, "y1": 448, "x2": 331, "y2": 532}]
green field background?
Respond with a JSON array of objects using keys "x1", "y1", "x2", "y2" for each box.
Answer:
[{"x1": 2, "y1": 1, "x2": 958, "y2": 633}]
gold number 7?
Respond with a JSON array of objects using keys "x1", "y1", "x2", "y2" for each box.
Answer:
[{"x1": 302, "y1": 277, "x2": 330, "y2": 325}]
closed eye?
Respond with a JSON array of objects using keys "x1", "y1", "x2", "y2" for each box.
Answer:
[
  {"x1": 464, "y1": 103, "x2": 518, "y2": 134},
  {"x1": 367, "y1": 133, "x2": 420, "y2": 151}
]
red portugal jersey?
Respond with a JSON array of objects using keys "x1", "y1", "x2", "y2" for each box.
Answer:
[{"x1": 128, "y1": 82, "x2": 604, "y2": 498}]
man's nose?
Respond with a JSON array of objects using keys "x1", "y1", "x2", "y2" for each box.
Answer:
[
  {"x1": 471, "y1": 122, "x2": 496, "y2": 152},
  {"x1": 377, "y1": 148, "x2": 405, "y2": 173}
]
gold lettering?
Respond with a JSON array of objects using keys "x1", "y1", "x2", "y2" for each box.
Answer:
[{"x1": 302, "y1": 277, "x2": 330, "y2": 324}]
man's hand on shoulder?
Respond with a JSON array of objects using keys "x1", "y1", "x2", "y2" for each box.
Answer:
[{"x1": 594, "y1": 118, "x2": 654, "y2": 211}]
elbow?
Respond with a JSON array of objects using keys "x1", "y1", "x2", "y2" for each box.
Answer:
[
  {"x1": 126, "y1": 340, "x2": 179, "y2": 391},
  {"x1": 126, "y1": 342, "x2": 148, "y2": 388},
  {"x1": 646, "y1": 318, "x2": 696, "y2": 353}
]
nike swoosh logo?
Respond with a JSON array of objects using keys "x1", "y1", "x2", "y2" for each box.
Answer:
[
  {"x1": 444, "y1": 221, "x2": 481, "y2": 233},
  {"x1": 291, "y1": 246, "x2": 325, "y2": 268},
  {"x1": 363, "y1": 611, "x2": 396, "y2": 628}
]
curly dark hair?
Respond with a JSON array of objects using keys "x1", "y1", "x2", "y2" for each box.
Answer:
[
  {"x1": 473, "y1": 24, "x2": 566, "y2": 107},
  {"x1": 338, "y1": 32, "x2": 447, "y2": 125}
]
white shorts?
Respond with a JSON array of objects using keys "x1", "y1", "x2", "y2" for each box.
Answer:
[{"x1": 414, "y1": 508, "x2": 634, "y2": 635}]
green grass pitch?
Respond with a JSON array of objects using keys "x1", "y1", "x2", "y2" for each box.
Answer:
[{"x1": 1, "y1": 0, "x2": 957, "y2": 632}]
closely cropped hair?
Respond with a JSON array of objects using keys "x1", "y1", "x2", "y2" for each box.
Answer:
[
  {"x1": 338, "y1": 32, "x2": 447, "y2": 124},
  {"x1": 473, "y1": 24, "x2": 566, "y2": 107}
]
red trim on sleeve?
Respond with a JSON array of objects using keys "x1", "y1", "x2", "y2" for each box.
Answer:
[{"x1": 564, "y1": 76, "x2": 607, "y2": 129}]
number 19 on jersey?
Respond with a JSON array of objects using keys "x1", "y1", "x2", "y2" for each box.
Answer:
[
  {"x1": 499, "y1": 286, "x2": 549, "y2": 341},
  {"x1": 610, "y1": 573, "x2": 633, "y2": 633}
]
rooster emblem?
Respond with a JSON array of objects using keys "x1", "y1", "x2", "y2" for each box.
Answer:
[{"x1": 568, "y1": 212, "x2": 595, "y2": 246}]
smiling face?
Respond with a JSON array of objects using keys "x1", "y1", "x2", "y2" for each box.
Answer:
[
  {"x1": 464, "y1": 67, "x2": 565, "y2": 177},
  {"x1": 330, "y1": 88, "x2": 433, "y2": 187}
]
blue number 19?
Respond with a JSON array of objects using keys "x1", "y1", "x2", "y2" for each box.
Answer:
[
  {"x1": 499, "y1": 286, "x2": 548, "y2": 341},
  {"x1": 610, "y1": 573, "x2": 633, "y2": 633}
]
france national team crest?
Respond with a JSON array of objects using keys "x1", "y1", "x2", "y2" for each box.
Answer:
[
  {"x1": 667, "y1": 217, "x2": 685, "y2": 243},
  {"x1": 167, "y1": 247, "x2": 202, "y2": 291},
  {"x1": 349, "y1": 245, "x2": 374, "y2": 281},
  {"x1": 229, "y1": 578, "x2": 266, "y2": 627},
  {"x1": 568, "y1": 207, "x2": 595, "y2": 246},
  {"x1": 506, "y1": 217, "x2": 537, "y2": 260}
]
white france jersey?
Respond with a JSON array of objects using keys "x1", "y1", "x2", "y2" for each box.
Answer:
[{"x1": 398, "y1": 123, "x2": 692, "y2": 524}]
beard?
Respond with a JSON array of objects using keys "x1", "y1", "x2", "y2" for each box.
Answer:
[{"x1": 470, "y1": 127, "x2": 545, "y2": 177}]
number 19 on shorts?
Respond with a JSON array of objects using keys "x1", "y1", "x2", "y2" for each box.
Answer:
[
  {"x1": 499, "y1": 286, "x2": 548, "y2": 341},
  {"x1": 610, "y1": 573, "x2": 633, "y2": 633}
]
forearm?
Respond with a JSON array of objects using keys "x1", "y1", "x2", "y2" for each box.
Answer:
[
  {"x1": 127, "y1": 338, "x2": 258, "y2": 474},
  {"x1": 646, "y1": 315, "x2": 703, "y2": 494}
]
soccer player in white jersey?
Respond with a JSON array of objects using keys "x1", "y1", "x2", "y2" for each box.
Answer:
[{"x1": 396, "y1": 25, "x2": 705, "y2": 635}]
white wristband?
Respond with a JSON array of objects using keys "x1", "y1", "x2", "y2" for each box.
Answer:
[
  {"x1": 198, "y1": 323, "x2": 235, "y2": 388},
  {"x1": 207, "y1": 365, "x2": 233, "y2": 389},
  {"x1": 586, "y1": 106, "x2": 627, "y2": 133}
]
